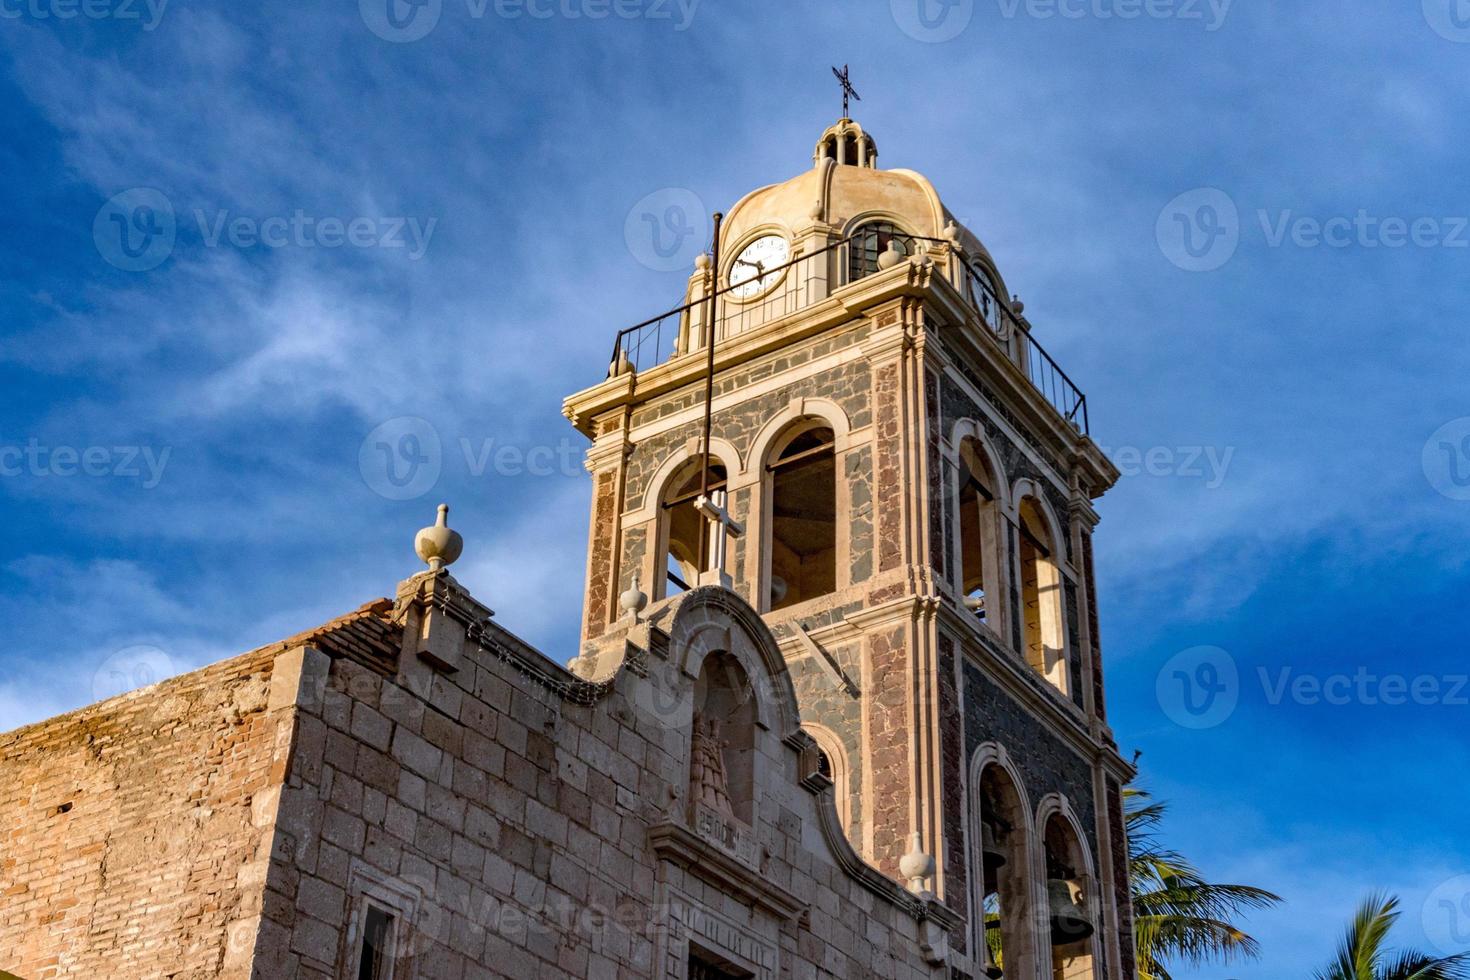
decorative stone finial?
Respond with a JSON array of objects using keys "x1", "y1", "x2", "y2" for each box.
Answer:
[
  {"x1": 695, "y1": 252, "x2": 711, "y2": 271},
  {"x1": 899, "y1": 832, "x2": 935, "y2": 896},
  {"x1": 877, "y1": 240, "x2": 904, "y2": 270},
  {"x1": 809, "y1": 199, "x2": 824, "y2": 221},
  {"x1": 943, "y1": 219, "x2": 960, "y2": 243},
  {"x1": 414, "y1": 503, "x2": 463, "y2": 572},
  {"x1": 1011, "y1": 294, "x2": 1025, "y2": 316},
  {"x1": 619, "y1": 572, "x2": 648, "y2": 622}
]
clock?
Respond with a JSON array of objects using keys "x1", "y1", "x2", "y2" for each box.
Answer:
[{"x1": 727, "y1": 234, "x2": 790, "y2": 299}]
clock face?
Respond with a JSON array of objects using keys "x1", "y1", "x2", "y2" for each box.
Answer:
[{"x1": 728, "y1": 234, "x2": 790, "y2": 299}]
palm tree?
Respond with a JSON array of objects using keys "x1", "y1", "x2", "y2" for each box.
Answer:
[
  {"x1": 1127, "y1": 788, "x2": 1282, "y2": 980},
  {"x1": 1315, "y1": 893, "x2": 1470, "y2": 980}
]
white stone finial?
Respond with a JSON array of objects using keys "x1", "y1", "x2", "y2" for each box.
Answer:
[
  {"x1": 877, "y1": 240, "x2": 904, "y2": 270},
  {"x1": 1011, "y1": 294, "x2": 1025, "y2": 316},
  {"x1": 943, "y1": 219, "x2": 960, "y2": 243},
  {"x1": 695, "y1": 252, "x2": 711, "y2": 271},
  {"x1": 899, "y1": 832, "x2": 935, "y2": 896},
  {"x1": 414, "y1": 503, "x2": 463, "y2": 572},
  {"x1": 619, "y1": 572, "x2": 648, "y2": 622}
]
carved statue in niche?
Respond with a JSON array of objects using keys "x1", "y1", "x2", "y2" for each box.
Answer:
[{"x1": 689, "y1": 717, "x2": 734, "y2": 818}]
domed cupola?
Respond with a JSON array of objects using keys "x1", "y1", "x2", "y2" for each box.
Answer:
[{"x1": 813, "y1": 118, "x2": 878, "y2": 169}]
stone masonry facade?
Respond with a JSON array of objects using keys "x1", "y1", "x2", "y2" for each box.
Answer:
[{"x1": 1, "y1": 578, "x2": 964, "y2": 980}]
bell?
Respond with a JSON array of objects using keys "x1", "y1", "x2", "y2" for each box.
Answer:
[{"x1": 1048, "y1": 878, "x2": 1095, "y2": 945}]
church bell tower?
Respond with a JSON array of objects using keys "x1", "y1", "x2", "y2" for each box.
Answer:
[{"x1": 564, "y1": 115, "x2": 1136, "y2": 980}]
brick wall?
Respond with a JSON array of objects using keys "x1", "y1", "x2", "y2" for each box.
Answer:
[{"x1": 0, "y1": 645, "x2": 291, "y2": 979}]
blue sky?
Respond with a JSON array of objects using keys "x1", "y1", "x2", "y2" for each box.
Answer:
[{"x1": 3, "y1": 0, "x2": 1469, "y2": 974}]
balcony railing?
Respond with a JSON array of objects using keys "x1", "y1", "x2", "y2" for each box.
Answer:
[{"x1": 607, "y1": 233, "x2": 1089, "y2": 435}]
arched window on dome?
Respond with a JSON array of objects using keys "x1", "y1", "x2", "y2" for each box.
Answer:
[
  {"x1": 766, "y1": 424, "x2": 837, "y2": 611},
  {"x1": 847, "y1": 221, "x2": 916, "y2": 283},
  {"x1": 957, "y1": 438, "x2": 1003, "y2": 628},
  {"x1": 658, "y1": 458, "x2": 728, "y2": 599},
  {"x1": 1019, "y1": 496, "x2": 1068, "y2": 692}
]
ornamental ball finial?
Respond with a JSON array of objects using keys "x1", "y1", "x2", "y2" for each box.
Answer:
[
  {"x1": 899, "y1": 832, "x2": 936, "y2": 895},
  {"x1": 414, "y1": 503, "x2": 464, "y2": 571},
  {"x1": 620, "y1": 572, "x2": 648, "y2": 622},
  {"x1": 1011, "y1": 294, "x2": 1025, "y2": 316},
  {"x1": 877, "y1": 239, "x2": 904, "y2": 270}
]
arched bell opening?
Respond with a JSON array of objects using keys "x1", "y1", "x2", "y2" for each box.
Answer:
[
  {"x1": 657, "y1": 457, "x2": 729, "y2": 599},
  {"x1": 1042, "y1": 813, "x2": 1097, "y2": 980},
  {"x1": 973, "y1": 763, "x2": 1038, "y2": 980},
  {"x1": 1018, "y1": 495, "x2": 1067, "y2": 693},
  {"x1": 957, "y1": 437, "x2": 1004, "y2": 629},
  {"x1": 765, "y1": 424, "x2": 837, "y2": 611}
]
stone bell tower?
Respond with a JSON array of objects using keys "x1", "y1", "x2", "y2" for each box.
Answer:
[{"x1": 565, "y1": 116, "x2": 1137, "y2": 979}]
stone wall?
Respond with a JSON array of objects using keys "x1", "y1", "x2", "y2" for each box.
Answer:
[
  {"x1": 250, "y1": 582, "x2": 958, "y2": 980},
  {"x1": 960, "y1": 658, "x2": 1100, "y2": 888},
  {"x1": 0, "y1": 645, "x2": 290, "y2": 979}
]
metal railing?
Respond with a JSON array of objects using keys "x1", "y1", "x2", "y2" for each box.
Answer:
[{"x1": 607, "y1": 234, "x2": 1090, "y2": 435}]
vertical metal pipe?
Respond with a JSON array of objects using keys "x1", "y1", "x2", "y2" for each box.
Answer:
[{"x1": 700, "y1": 211, "x2": 724, "y2": 500}]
